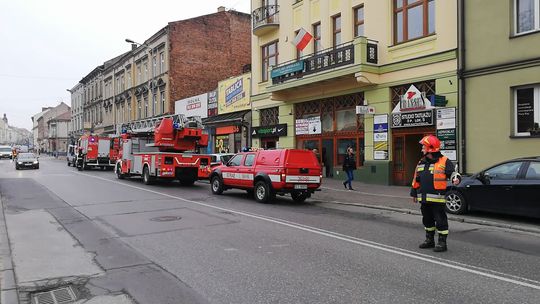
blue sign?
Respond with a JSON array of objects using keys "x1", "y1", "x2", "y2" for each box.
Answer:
[
  {"x1": 374, "y1": 123, "x2": 388, "y2": 133},
  {"x1": 271, "y1": 61, "x2": 305, "y2": 78}
]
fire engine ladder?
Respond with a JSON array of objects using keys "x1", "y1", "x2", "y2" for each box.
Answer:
[{"x1": 121, "y1": 114, "x2": 203, "y2": 134}]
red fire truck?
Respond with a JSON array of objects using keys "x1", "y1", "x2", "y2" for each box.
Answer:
[
  {"x1": 76, "y1": 134, "x2": 116, "y2": 171},
  {"x1": 115, "y1": 114, "x2": 211, "y2": 185}
]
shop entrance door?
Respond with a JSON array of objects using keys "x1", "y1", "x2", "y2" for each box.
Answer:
[
  {"x1": 261, "y1": 137, "x2": 277, "y2": 149},
  {"x1": 392, "y1": 132, "x2": 430, "y2": 186},
  {"x1": 322, "y1": 139, "x2": 334, "y2": 177}
]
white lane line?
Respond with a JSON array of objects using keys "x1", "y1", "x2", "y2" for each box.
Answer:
[{"x1": 74, "y1": 171, "x2": 540, "y2": 291}]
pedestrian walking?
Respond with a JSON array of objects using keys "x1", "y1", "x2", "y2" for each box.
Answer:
[
  {"x1": 312, "y1": 148, "x2": 321, "y2": 165},
  {"x1": 342, "y1": 147, "x2": 356, "y2": 190},
  {"x1": 411, "y1": 135, "x2": 461, "y2": 252}
]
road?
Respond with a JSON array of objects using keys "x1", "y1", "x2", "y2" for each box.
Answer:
[{"x1": 1, "y1": 157, "x2": 539, "y2": 303}]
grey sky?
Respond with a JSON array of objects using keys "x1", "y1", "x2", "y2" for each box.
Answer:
[{"x1": 0, "y1": 0, "x2": 250, "y2": 131}]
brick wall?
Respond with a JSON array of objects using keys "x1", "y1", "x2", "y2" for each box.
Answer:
[{"x1": 168, "y1": 11, "x2": 251, "y2": 113}]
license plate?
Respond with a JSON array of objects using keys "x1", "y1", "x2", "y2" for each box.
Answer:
[{"x1": 294, "y1": 184, "x2": 307, "y2": 190}]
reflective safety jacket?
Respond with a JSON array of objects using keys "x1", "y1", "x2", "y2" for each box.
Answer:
[{"x1": 411, "y1": 155, "x2": 455, "y2": 203}]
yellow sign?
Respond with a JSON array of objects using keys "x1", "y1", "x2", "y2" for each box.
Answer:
[
  {"x1": 218, "y1": 73, "x2": 251, "y2": 114},
  {"x1": 374, "y1": 141, "x2": 388, "y2": 151}
]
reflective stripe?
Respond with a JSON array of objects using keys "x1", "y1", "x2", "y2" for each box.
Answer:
[
  {"x1": 417, "y1": 167, "x2": 425, "y2": 171},
  {"x1": 417, "y1": 196, "x2": 446, "y2": 203},
  {"x1": 425, "y1": 227, "x2": 436, "y2": 232},
  {"x1": 437, "y1": 230, "x2": 449, "y2": 235}
]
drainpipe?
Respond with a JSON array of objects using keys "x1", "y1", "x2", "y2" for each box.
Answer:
[{"x1": 458, "y1": 0, "x2": 467, "y2": 173}]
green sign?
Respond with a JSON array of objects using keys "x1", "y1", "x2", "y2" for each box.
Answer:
[
  {"x1": 437, "y1": 128, "x2": 456, "y2": 140},
  {"x1": 271, "y1": 61, "x2": 304, "y2": 78}
]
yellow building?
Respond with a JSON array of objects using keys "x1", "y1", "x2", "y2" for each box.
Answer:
[{"x1": 251, "y1": 0, "x2": 458, "y2": 185}]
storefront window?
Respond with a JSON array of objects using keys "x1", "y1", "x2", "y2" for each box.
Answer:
[
  {"x1": 336, "y1": 109, "x2": 357, "y2": 131},
  {"x1": 301, "y1": 139, "x2": 319, "y2": 150},
  {"x1": 215, "y1": 135, "x2": 229, "y2": 153},
  {"x1": 337, "y1": 138, "x2": 356, "y2": 165},
  {"x1": 322, "y1": 112, "x2": 333, "y2": 132}
]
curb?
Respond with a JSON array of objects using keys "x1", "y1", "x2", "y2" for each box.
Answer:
[
  {"x1": 0, "y1": 194, "x2": 19, "y2": 304},
  {"x1": 324, "y1": 200, "x2": 540, "y2": 235}
]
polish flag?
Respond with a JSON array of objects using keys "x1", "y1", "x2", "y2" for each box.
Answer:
[{"x1": 293, "y1": 28, "x2": 313, "y2": 51}]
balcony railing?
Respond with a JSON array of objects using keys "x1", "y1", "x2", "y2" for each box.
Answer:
[
  {"x1": 252, "y1": 5, "x2": 279, "y2": 35},
  {"x1": 271, "y1": 42, "x2": 354, "y2": 85}
]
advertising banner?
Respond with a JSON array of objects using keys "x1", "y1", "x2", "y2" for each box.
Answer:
[
  {"x1": 207, "y1": 90, "x2": 218, "y2": 117},
  {"x1": 295, "y1": 117, "x2": 321, "y2": 135},
  {"x1": 252, "y1": 124, "x2": 287, "y2": 138},
  {"x1": 373, "y1": 114, "x2": 389, "y2": 160},
  {"x1": 174, "y1": 93, "x2": 208, "y2": 118},
  {"x1": 391, "y1": 110, "x2": 434, "y2": 128},
  {"x1": 218, "y1": 73, "x2": 251, "y2": 114}
]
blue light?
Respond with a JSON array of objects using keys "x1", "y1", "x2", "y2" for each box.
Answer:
[{"x1": 173, "y1": 123, "x2": 180, "y2": 129}]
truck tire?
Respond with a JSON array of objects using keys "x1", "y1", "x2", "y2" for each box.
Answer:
[
  {"x1": 211, "y1": 176, "x2": 223, "y2": 195},
  {"x1": 291, "y1": 191, "x2": 309, "y2": 203},
  {"x1": 142, "y1": 166, "x2": 154, "y2": 185},
  {"x1": 116, "y1": 164, "x2": 124, "y2": 179},
  {"x1": 254, "y1": 181, "x2": 275, "y2": 204}
]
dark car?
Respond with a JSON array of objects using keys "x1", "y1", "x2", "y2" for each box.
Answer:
[
  {"x1": 445, "y1": 156, "x2": 540, "y2": 218},
  {"x1": 15, "y1": 153, "x2": 39, "y2": 170}
]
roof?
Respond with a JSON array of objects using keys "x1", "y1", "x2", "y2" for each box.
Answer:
[{"x1": 202, "y1": 110, "x2": 250, "y2": 125}]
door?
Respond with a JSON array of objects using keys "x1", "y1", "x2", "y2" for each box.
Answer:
[
  {"x1": 392, "y1": 135, "x2": 405, "y2": 185},
  {"x1": 468, "y1": 161, "x2": 524, "y2": 213},
  {"x1": 514, "y1": 161, "x2": 540, "y2": 217},
  {"x1": 238, "y1": 153, "x2": 256, "y2": 187},
  {"x1": 322, "y1": 139, "x2": 334, "y2": 177},
  {"x1": 222, "y1": 154, "x2": 244, "y2": 187}
]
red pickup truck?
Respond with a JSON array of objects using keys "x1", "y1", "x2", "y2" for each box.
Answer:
[{"x1": 210, "y1": 149, "x2": 322, "y2": 203}]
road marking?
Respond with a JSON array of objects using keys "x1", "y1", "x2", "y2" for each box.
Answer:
[{"x1": 74, "y1": 171, "x2": 540, "y2": 290}]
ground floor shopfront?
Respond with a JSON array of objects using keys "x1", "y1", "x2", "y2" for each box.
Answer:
[
  {"x1": 252, "y1": 74, "x2": 458, "y2": 185},
  {"x1": 202, "y1": 110, "x2": 251, "y2": 154}
]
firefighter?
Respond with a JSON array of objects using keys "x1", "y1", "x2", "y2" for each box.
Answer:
[{"x1": 411, "y1": 135, "x2": 461, "y2": 252}]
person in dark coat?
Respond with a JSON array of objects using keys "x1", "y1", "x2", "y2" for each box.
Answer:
[{"x1": 342, "y1": 147, "x2": 356, "y2": 190}]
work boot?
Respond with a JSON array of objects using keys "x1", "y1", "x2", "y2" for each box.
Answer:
[
  {"x1": 434, "y1": 234, "x2": 447, "y2": 252},
  {"x1": 419, "y1": 231, "x2": 435, "y2": 249}
]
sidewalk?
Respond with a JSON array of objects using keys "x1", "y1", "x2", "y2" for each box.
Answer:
[{"x1": 317, "y1": 177, "x2": 540, "y2": 234}]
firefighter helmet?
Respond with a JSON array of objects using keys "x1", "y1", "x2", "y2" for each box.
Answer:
[{"x1": 419, "y1": 135, "x2": 441, "y2": 153}]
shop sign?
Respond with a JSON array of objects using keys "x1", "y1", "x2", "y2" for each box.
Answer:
[
  {"x1": 295, "y1": 117, "x2": 321, "y2": 135},
  {"x1": 373, "y1": 114, "x2": 389, "y2": 160},
  {"x1": 271, "y1": 61, "x2": 304, "y2": 78},
  {"x1": 374, "y1": 151, "x2": 388, "y2": 160},
  {"x1": 251, "y1": 124, "x2": 287, "y2": 138},
  {"x1": 436, "y1": 107, "x2": 456, "y2": 129},
  {"x1": 174, "y1": 93, "x2": 208, "y2": 118},
  {"x1": 374, "y1": 132, "x2": 388, "y2": 142},
  {"x1": 392, "y1": 85, "x2": 434, "y2": 113},
  {"x1": 218, "y1": 73, "x2": 251, "y2": 114},
  {"x1": 216, "y1": 125, "x2": 239, "y2": 135},
  {"x1": 391, "y1": 110, "x2": 434, "y2": 128},
  {"x1": 441, "y1": 150, "x2": 457, "y2": 161},
  {"x1": 207, "y1": 90, "x2": 218, "y2": 117},
  {"x1": 437, "y1": 128, "x2": 456, "y2": 150},
  {"x1": 356, "y1": 105, "x2": 375, "y2": 115}
]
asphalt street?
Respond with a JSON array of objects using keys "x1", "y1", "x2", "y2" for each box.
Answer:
[{"x1": 1, "y1": 157, "x2": 539, "y2": 303}]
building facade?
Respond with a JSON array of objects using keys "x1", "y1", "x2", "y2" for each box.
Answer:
[
  {"x1": 70, "y1": 8, "x2": 251, "y2": 138},
  {"x1": 69, "y1": 83, "x2": 84, "y2": 139},
  {"x1": 32, "y1": 107, "x2": 52, "y2": 149},
  {"x1": 37, "y1": 103, "x2": 70, "y2": 153},
  {"x1": 460, "y1": 0, "x2": 540, "y2": 173},
  {"x1": 250, "y1": 0, "x2": 458, "y2": 185}
]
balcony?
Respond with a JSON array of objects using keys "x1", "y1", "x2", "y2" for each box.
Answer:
[
  {"x1": 267, "y1": 37, "x2": 380, "y2": 97},
  {"x1": 252, "y1": 5, "x2": 279, "y2": 36}
]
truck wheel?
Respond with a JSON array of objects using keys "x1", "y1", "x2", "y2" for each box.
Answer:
[
  {"x1": 142, "y1": 166, "x2": 154, "y2": 185},
  {"x1": 211, "y1": 176, "x2": 223, "y2": 195},
  {"x1": 254, "y1": 181, "x2": 274, "y2": 204},
  {"x1": 116, "y1": 164, "x2": 124, "y2": 179},
  {"x1": 291, "y1": 191, "x2": 309, "y2": 203}
]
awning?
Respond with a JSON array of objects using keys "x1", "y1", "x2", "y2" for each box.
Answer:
[{"x1": 202, "y1": 110, "x2": 250, "y2": 125}]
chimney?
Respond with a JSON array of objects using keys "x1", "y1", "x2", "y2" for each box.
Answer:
[
  {"x1": 131, "y1": 43, "x2": 137, "y2": 51},
  {"x1": 217, "y1": 6, "x2": 226, "y2": 12}
]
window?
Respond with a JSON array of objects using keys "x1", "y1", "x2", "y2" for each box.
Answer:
[
  {"x1": 313, "y1": 22, "x2": 322, "y2": 53},
  {"x1": 337, "y1": 139, "x2": 357, "y2": 165},
  {"x1": 260, "y1": 107, "x2": 279, "y2": 126},
  {"x1": 333, "y1": 14, "x2": 342, "y2": 46},
  {"x1": 137, "y1": 65, "x2": 142, "y2": 84},
  {"x1": 137, "y1": 98, "x2": 142, "y2": 119},
  {"x1": 515, "y1": 86, "x2": 540, "y2": 136},
  {"x1": 354, "y1": 5, "x2": 365, "y2": 37},
  {"x1": 161, "y1": 91, "x2": 166, "y2": 114},
  {"x1": 295, "y1": 30, "x2": 303, "y2": 59},
  {"x1": 516, "y1": 0, "x2": 540, "y2": 34},
  {"x1": 144, "y1": 61, "x2": 148, "y2": 81},
  {"x1": 144, "y1": 96, "x2": 148, "y2": 117},
  {"x1": 160, "y1": 52, "x2": 165, "y2": 73},
  {"x1": 244, "y1": 154, "x2": 256, "y2": 166},
  {"x1": 228, "y1": 154, "x2": 243, "y2": 166},
  {"x1": 394, "y1": 0, "x2": 435, "y2": 44},
  {"x1": 485, "y1": 162, "x2": 524, "y2": 180},
  {"x1": 152, "y1": 55, "x2": 157, "y2": 77},
  {"x1": 525, "y1": 162, "x2": 540, "y2": 179},
  {"x1": 152, "y1": 93, "x2": 157, "y2": 116},
  {"x1": 261, "y1": 41, "x2": 278, "y2": 82}
]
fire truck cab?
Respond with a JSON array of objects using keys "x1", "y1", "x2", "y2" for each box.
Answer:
[
  {"x1": 115, "y1": 114, "x2": 211, "y2": 186},
  {"x1": 76, "y1": 135, "x2": 116, "y2": 170}
]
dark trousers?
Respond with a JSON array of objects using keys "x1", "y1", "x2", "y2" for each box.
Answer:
[{"x1": 420, "y1": 203, "x2": 448, "y2": 233}]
